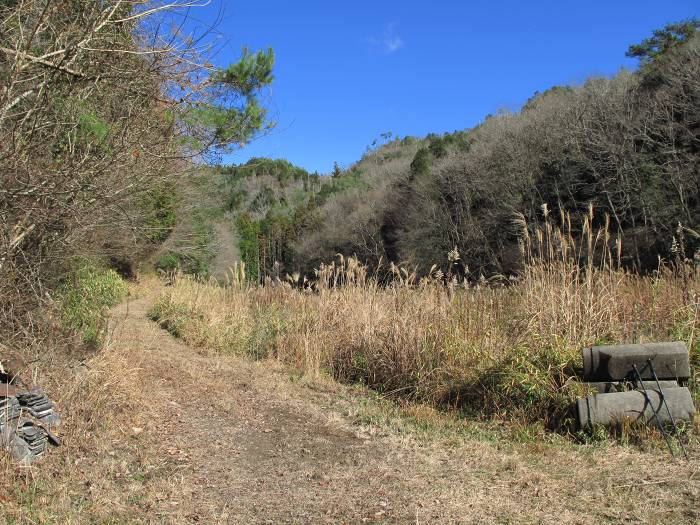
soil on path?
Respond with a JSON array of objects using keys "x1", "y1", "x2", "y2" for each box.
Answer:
[
  {"x1": 210, "y1": 216, "x2": 241, "y2": 284},
  {"x1": 102, "y1": 294, "x2": 700, "y2": 524}
]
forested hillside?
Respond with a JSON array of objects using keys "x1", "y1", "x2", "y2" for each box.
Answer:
[{"x1": 221, "y1": 20, "x2": 699, "y2": 282}]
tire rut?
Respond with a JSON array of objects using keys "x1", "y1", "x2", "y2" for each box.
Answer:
[{"x1": 109, "y1": 296, "x2": 416, "y2": 524}]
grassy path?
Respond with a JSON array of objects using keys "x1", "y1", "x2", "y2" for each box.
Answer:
[{"x1": 210, "y1": 215, "x2": 241, "y2": 283}]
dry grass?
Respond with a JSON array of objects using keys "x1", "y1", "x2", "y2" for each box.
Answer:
[
  {"x1": 149, "y1": 215, "x2": 700, "y2": 432},
  {"x1": 0, "y1": 287, "x2": 179, "y2": 523},
  {"x1": 1, "y1": 270, "x2": 698, "y2": 523},
  {"x1": 1, "y1": 214, "x2": 698, "y2": 522}
]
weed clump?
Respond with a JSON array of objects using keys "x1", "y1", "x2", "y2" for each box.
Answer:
[{"x1": 59, "y1": 265, "x2": 127, "y2": 344}]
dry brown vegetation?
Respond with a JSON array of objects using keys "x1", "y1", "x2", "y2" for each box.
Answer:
[
  {"x1": 4, "y1": 216, "x2": 696, "y2": 522},
  {"x1": 242, "y1": 25, "x2": 699, "y2": 281},
  {"x1": 1, "y1": 300, "x2": 155, "y2": 522},
  {"x1": 149, "y1": 215, "x2": 700, "y2": 433},
  {"x1": 2, "y1": 281, "x2": 699, "y2": 524}
]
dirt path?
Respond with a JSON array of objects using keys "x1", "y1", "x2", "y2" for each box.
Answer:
[
  {"x1": 210, "y1": 216, "x2": 241, "y2": 283},
  {"x1": 103, "y1": 294, "x2": 700, "y2": 524}
]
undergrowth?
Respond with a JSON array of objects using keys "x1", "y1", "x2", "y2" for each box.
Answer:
[
  {"x1": 58, "y1": 264, "x2": 127, "y2": 344},
  {"x1": 147, "y1": 213, "x2": 700, "y2": 435},
  {"x1": 147, "y1": 267, "x2": 699, "y2": 434},
  {"x1": 149, "y1": 289, "x2": 286, "y2": 360}
]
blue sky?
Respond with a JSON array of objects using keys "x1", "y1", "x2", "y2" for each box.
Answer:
[{"x1": 185, "y1": 1, "x2": 697, "y2": 174}]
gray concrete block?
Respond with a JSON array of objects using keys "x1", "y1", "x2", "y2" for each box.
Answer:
[
  {"x1": 577, "y1": 387, "x2": 695, "y2": 428},
  {"x1": 582, "y1": 342, "x2": 690, "y2": 381}
]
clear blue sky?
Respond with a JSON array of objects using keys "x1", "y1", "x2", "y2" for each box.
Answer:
[{"x1": 185, "y1": 1, "x2": 697, "y2": 174}]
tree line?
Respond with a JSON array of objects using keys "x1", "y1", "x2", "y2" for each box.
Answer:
[{"x1": 222, "y1": 19, "x2": 699, "y2": 281}]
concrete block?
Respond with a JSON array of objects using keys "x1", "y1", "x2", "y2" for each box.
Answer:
[
  {"x1": 582, "y1": 342, "x2": 690, "y2": 381},
  {"x1": 577, "y1": 387, "x2": 695, "y2": 428}
]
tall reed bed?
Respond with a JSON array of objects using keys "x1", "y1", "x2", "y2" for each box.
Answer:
[{"x1": 149, "y1": 213, "x2": 699, "y2": 429}]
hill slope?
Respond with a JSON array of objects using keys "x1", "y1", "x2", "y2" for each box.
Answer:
[{"x1": 220, "y1": 25, "x2": 699, "y2": 281}]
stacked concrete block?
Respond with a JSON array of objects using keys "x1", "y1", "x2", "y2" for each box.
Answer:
[
  {"x1": 582, "y1": 342, "x2": 690, "y2": 382},
  {"x1": 17, "y1": 388, "x2": 61, "y2": 427},
  {"x1": 0, "y1": 396, "x2": 21, "y2": 432},
  {"x1": 576, "y1": 342, "x2": 695, "y2": 430},
  {"x1": 577, "y1": 387, "x2": 695, "y2": 427},
  {"x1": 17, "y1": 421, "x2": 49, "y2": 459}
]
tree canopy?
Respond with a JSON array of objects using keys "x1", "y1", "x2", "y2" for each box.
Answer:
[{"x1": 626, "y1": 17, "x2": 699, "y2": 64}]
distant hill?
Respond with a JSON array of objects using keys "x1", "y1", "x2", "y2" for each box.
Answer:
[{"x1": 218, "y1": 23, "x2": 699, "y2": 281}]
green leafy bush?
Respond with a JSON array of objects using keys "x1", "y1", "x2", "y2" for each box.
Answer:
[
  {"x1": 59, "y1": 265, "x2": 127, "y2": 344},
  {"x1": 144, "y1": 185, "x2": 178, "y2": 243},
  {"x1": 236, "y1": 213, "x2": 261, "y2": 282},
  {"x1": 155, "y1": 250, "x2": 211, "y2": 277}
]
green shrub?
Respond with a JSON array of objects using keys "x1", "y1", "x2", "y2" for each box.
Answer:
[
  {"x1": 59, "y1": 265, "x2": 127, "y2": 344},
  {"x1": 143, "y1": 185, "x2": 177, "y2": 243},
  {"x1": 236, "y1": 213, "x2": 261, "y2": 282},
  {"x1": 148, "y1": 294, "x2": 194, "y2": 338},
  {"x1": 155, "y1": 250, "x2": 211, "y2": 277},
  {"x1": 78, "y1": 112, "x2": 109, "y2": 143},
  {"x1": 410, "y1": 147, "x2": 432, "y2": 178},
  {"x1": 154, "y1": 205, "x2": 215, "y2": 278},
  {"x1": 155, "y1": 251, "x2": 182, "y2": 272}
]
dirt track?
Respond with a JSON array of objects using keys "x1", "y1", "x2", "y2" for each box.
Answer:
[
  {"x1": 104, "y1": 295, "x2": 700, "y2": 524},
  {"x1": 210, "y1": 217, "x2": 241, "y2": 283}
]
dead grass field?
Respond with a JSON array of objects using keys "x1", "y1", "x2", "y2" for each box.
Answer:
[
  {"x1": 149, "y1": 253, "x2": 700, "y2": 429},
  {"x1": 1, "y1": 277, "x2": 699, "y2": 524}
]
